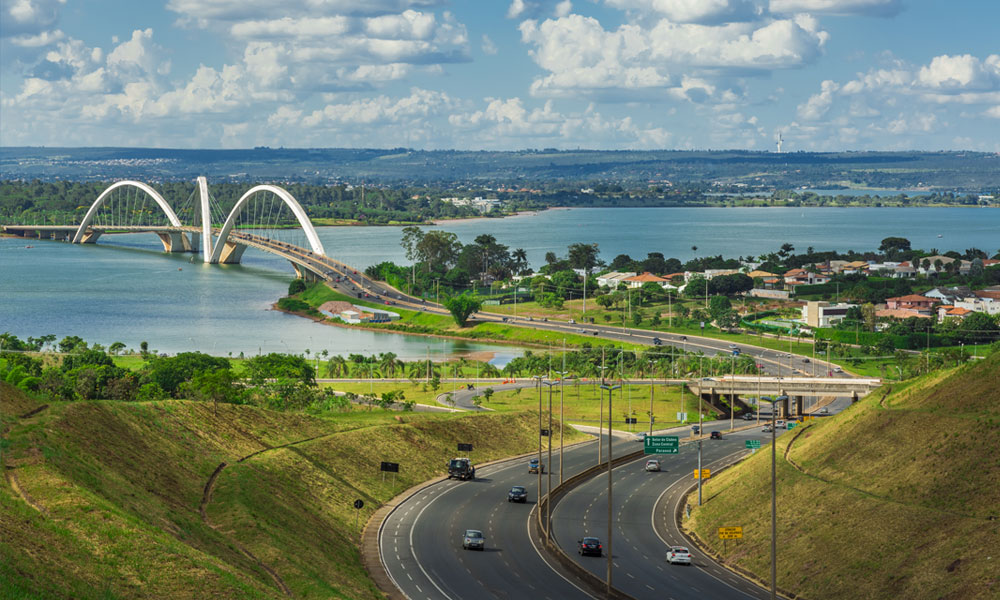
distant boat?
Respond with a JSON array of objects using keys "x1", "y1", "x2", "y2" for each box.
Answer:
[
  {"x1": 178, "y1": 267, "x2": 183, "y2": 271},
  {"x1": 25, "y1": 245, "x2": 33, "y2": 248},
  {"x1": 937, "y1": 234, "x2": 943, "y2": 238}
]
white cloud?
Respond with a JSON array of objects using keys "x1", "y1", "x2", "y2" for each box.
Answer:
[
  {"x1": 984, "y1": 106, "x2": 1000, "y2": 119},
  {"x1": 604, "y1": 0, "x2": 761, "y2": 24},
  {"x1": 166, "y1": 0, "x2": 445, "y2": 22},
  {"x1": 8, "y1": 28, "x2": 63, "y2": 46},
  {"x1": 0, "y1": 0, "x2": 65, "y2": 37},
  {"x1": 769, "y1": 0, "x2": 901, "y2": 17},
  {"x1": 481, "y1": 34, "x2": 497, "y2": 55},
  {"x1": 916, "y1": 54, "x2": 1000, "y2": 92},
  {"x1": 519, "y1": 13, "x2": 827, "y2": 100},
  {"x1": 797, "y1": 79, "x2": 838, "y2": 120}
]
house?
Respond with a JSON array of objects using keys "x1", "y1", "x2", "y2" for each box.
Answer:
[
  {"x1": 868, "y1": 261, "x2": 917, "y2": 278},
  {"x1": 703, "y1": 269, "x2": 740, "y2": 280},
  {"x1": 623, "y1": 272, "x2": 668, "y2": 289},
  {"x1": 783, "y1": 268, "x2": 830, "y2": 286},
  {"x1": 924, "y1": 286, "x2": 972, "y2": 304},
  {"x1": 876, "y1": 308, "x2": 932, "y2": 320},
  {"x1": 801, "y1": 301, "x2": 857, "y2": 328},
  {"x1": 885, "y1": 294, "x2": 936, "y2": 314},
  {"x1": 955, "y1": 297, "x2": 1000, "y2": 316},
  {"x1": 597, "y1": 271, "x2": 635, "y2": 288},
  {"x1": 840, "y1": 260, "x2": 870, "y2": 275},
  {"x1": 746, "y1": 269, "x2": 777, "y2": 280},
  {"x1": 937, "y1": 306, "x2": 973, "y2": 322}
]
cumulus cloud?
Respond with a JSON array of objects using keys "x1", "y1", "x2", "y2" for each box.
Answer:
[
  {"x1": 519, "y1": 13, "x2": 827, "y2": 100},
  {"x1": 769, "y1": 0, "x2": 901, "y2": 17},
  {"x1": 604, "y1": 0, "x2": 761, "y2": 24},
  {"x1": 0, "y1": 0, "x2": 65, "y2": 37},
  {"x1": 481, "y1": 34, "x2": 497, "y2": 55}
]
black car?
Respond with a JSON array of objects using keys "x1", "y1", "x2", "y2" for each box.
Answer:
[
  {"x1": 507, "y1": 486, "x2": 527, "y2": 503},
  {"x1": 710, "y1": 431, "x2": 722, "y2": 440},
  {"x1": 578, "y1": 537, "x2": 603, "y2": 557},
  {"x1": 652, "y1": 337, "x2": 663, "y2": 346}
]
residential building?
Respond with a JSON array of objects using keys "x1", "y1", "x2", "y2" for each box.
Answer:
[
  {"x1": 623, "y1": 272, "x2": 669, "y2": 289},
  {"x1": 783, "y1": 268, "x2": 830, "y2": 286},
  {"x1": 885, "y1": 294, "x2": 936, "y2": 314},
  {"x1": 802, "y1": 301, "x2": 857, "y2": 328},
  {"x1": 597, "y1": 271, "x2": 635, "y2": 288},
  {"x1": 876, "y1": 307, "x2": 932, "y2": 320}
]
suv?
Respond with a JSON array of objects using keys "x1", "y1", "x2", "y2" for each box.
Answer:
[
  {"x1": 578, "y1": 537, "x2": 602, "y2": 557},
  {"x1": 507, "y1": 486, "x2": 527, "y2": 503},
  {"x1": 448, "y1": 458, "x2": 475, "y2": 480},
  {"x1": 645, "y1": 459, "x2": 661, "y2": 472},
  {"x1": 710, "y1": 431, "x2": 722, "y2": 440},
  {"x1": 528, "y1": 458, "x2": 545, "y2": 474},
  {"x1": 666, "y1": 546, "x2": 692, "y2": 565},
  {"x1": 462, "y1": 530, "x2": 485, "y2": 551}
]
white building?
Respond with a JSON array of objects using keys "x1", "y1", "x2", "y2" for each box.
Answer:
[{"x1": 801, "y1": 301, "x2": 857, "y2": 328}]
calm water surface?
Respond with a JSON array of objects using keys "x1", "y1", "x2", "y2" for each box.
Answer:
[{"x1": 2, "y1": 207, "x2": 997, "y2": 358}]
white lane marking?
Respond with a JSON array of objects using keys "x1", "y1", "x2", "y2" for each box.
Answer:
[
  {"x1": 409, "y1": 489, "x2": 458, "y2": 600},
  {"x1": 526, "y1": 503, "x2": 601, "y2": 600}
]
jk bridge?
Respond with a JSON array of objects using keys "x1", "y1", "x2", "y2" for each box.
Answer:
[{"x1": 3, "y1": 177, "x2": 388, "y2": 286}]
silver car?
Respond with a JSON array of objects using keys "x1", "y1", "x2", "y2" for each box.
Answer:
[
  {"x1": 666, "y1": 546, "x2": 692, "y2": 565},
  {"x1": 462, "y1": 529, "x2": 485, "y2": 551}
]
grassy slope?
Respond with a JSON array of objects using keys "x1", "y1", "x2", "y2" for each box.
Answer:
[
  {"x1": 684, "y1": 352, "x2": 1000, "y2": 600},
  {"x1": 0, "y1": 384, "x2": 586, "y2": 599}
]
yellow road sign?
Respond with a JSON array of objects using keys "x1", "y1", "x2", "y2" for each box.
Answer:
[
  {"x1": 693, "y1": 469, "x2": 711, "y2": 479},
  {"x1": 802, "y1": 415, "x2": 815, "y2": 422},
  {"x1": 718, "y1": 526, "x2": 743, "y2": 539}
]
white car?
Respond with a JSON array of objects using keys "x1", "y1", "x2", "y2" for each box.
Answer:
[
  {"x1": 776, "y1": 420, "x2": 786, "y2": 429},
  {"x1": 645, "y1": 459, "x2": 661, "y2": 472},
  {"x1": 666, "y1": 546, "x2": 692, "y2": 565},
  {"x1": 762, "y1": 425, "x2": 773, "y2": 433},
  {"x1": 634, "y1": 432, "x2": 648, "y2": 442}
]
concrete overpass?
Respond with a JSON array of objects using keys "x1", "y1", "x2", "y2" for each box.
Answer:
[{"x1": 688, "y1": 375, "x2": 882, "y2": 418}]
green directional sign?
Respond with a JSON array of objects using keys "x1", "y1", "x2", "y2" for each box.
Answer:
[
  {"x1": 787, "y1": 422, "x2": 797, "y2": 429},
  {"x1": 745, "y1": 439, "x2": 761, "y2": 449},
  {"x1": 644, "y1": 435, "x2": 679, "y2": 455}
]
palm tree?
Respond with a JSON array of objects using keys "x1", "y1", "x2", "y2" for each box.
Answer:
[
  {"x1": 513, "y1": 248, "x2": 529, "y2": 275},
  {"x1": 325, "y1": 355, "x2": 348, "y2": 378},
  {"x1": 379, "y1": 352, "x2": 400, "y2": 378}
]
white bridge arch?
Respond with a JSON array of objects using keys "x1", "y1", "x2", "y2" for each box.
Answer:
[
  {"x1": 72, "y1": 180, "x2": 183, "y2": 244},
  {"x1": 207, "y1": 184, "x2": 326, "y2": 264}
]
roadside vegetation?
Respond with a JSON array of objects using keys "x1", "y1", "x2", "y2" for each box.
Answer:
[
  {"x1": 0, "y1": 381, "x2": 586, "y2": 599},
  {"x1": 683, "y1": 349, "x2": 1000, "y2": 600}
]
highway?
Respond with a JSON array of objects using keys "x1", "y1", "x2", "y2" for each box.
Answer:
[{"x1": 552, "y1": 424, "x2": 788, "y2": 599}]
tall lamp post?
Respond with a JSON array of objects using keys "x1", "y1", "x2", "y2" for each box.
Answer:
[
  {"x1": 760, "y1": 394, "x2": 787, "y2": 600},
  {"x1": 555, "y1": 369, "x2": 571, "y2": 485},
  {"x1": 532, "y1": 375, "x2": 544, "y2": 513},
  {"x1": 541, "y1": 378, "x2": 558, "y2": 542},
  {"x1": 599, "y1": 381, "x2": 621, "y2": 597}
]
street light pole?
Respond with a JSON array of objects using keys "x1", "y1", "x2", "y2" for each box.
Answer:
[
  {"x1": 541, "y1": 379, "x2": 558, "y2": 542},
  {"x1": 761, "y1": 394, "x2": 786, "y2": 600},
  {"x1": 533, "y1": 375, "x2": 544, "y2": 515},
  {"x1": 600, "y1": 381, "x2": 621, "y2": 598}
]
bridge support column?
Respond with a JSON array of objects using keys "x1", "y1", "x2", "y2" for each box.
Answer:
[
  {"x1": 851, "y1": 391, "x2": 859, "y2": 404},
  {"x1": 291, "y1": 262, "x2": 322, "y2": 282},
  {"x1": 79, "y1": 230, "x2": 102, "y2": 244},
  {"x1": 155, "y1": 232, "x2": 197, "y2": 253},
  {"x1": 217, "y1": 241, "x2": 248, "y2": 264}
]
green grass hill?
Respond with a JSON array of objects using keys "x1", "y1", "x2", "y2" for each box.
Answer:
[
  {"x1": 685, "y1": 351, "x2": 1000, "y2": 599},
  {"x1": 0, "y1": 384, "x2": 585, "y2": 599}
]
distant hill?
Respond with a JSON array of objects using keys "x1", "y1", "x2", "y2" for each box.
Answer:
[
  {"x1": 3, "y1": 147, "x2": 999, "y2": 191},
  {"x1": 685, "y1": 350, "x2": 1000, "y2": 599}
]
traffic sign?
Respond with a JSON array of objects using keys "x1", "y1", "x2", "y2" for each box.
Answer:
[
  {"x1": 694, "y1": 469, "x2": 710, "y2": 479},
  {"x1": 457, "y1": 442, "x2": 473, "y2": 452},
  {"x1": 745, "y1": 439, "x2": 761, "y2": 449},
  {"x1": 353, "y1": 499, "x2": 364, "y2": 509},
  {"x1": 644, "y1": 435, "x2": 679, "y2": 455},
  {"x1": 540, "y1": 428, "x2": 551, "y2": 436},
  {"x1": 718, "y1": 526, "x2": 743, "y2": 540},
  {"x1": 802, "y1": 415, "x2": 815, "y2": 422},
  {"x1": 676, "y1": 412, "x2": 688, "y2": 422},
  {"x1": 625, "y1": 417, "x2": 637, "y2": 424},
  {"x1": 787, "y1": 422, "x2": 797, "y2": 429},
  {"x1": 380, "y1": 461, "x2": 399, "y2": 473}
]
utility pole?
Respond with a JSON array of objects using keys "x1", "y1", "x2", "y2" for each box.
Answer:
[{"x1": 540, "y1": 378, "x2": 557, "y2": 542}]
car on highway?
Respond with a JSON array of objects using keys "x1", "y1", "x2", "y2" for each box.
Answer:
[
  {"x1": 743, "y1": 413, "x2": 756, "y2": 420},
  {"x1": 691, "y1": 425, "x2": 700, "y2": 435},
  {"x1": 577, "y1": 537, "x2": 603, "y2": 557},
  {"x1": 462, "y1": 529, "x2": 485, "y2": 550},
  {"x1": 776, "y1": 420, "x2": 786, "y2": 429},
  {"x1": 802, "y1": 357, "x2": 810, "y2": 363},
  {"x1": 710, "y1": 431, "x2": 722, "y2": 440},
  {"x1": 652, "y1": 337, "x2": 663, "y2": 346},
  {"x1": 729, "y1": 343, "x2": 738, "y2": 350},
  {"x1": 576, "y1": 328, "x2": 586, "y2": 334},
  {"x1": 680, "y1": 335, "x2": 687, "y2": 341},
  {"x1": 820, "y1": 407, "x2": 829, "y2": 414},
  {"x1": 633, "y1": 432, "x2": 647, "y2": 442},
  {"x1": 666, "y1": 546, "x2": 692, "y2": 565},
  {"x1": 507, "y1": 486, "x2": 527, "y2": 503},
  {"x1": 528, "y1": 458, "x2": 545, "y2": 474},
  {"x1": 645, "y1": 459, "x2": 661, "y2": 472},
  {"x1": 834, "y1": 366, "x2": 843, "y2": 373},
  {"x1": 568, "y1": 319, "x2": 576, "y2": 324}
]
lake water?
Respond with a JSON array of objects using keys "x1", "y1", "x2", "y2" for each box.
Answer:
[{"x1": 2, "y1": 206, "x2": 997, "y2": 358}]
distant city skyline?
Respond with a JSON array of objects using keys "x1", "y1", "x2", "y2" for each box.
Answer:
[{"x1": 1, "y1": 0, "x2": 998, "y2": 152}]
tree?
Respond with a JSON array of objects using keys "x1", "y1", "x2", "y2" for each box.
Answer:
[
  {"x1": 879, "y1": 237, "x2": 911, "y2": 260},
  {"x1": 58, "y1": 335, "x2": 87, "y2": 353},
  {"x1": 108, "y1": 341, "x2": 126, "y2": 355},
  {"x1": 325, "y1": 355, "x2": 348, "y2": 378},
  {"x1": 708, "y1": 295, "x2": 732, "y2": 321},
  {"x1": 568, "y1": 243, "x2": 601, "y2": 274},
  {"x1": 140, "y1": 341, "x2": 149, "y2": 356},
  {"x1": 186, "y1": 369, "x2": 238, "y2": 415},
  {"x1": 443, "y1": 293, "x2": 483, "y2": 327},
  {"x1": 482, "y1": 387, "x2": 494, "y2": 403},
  {"x1": 288, "y1": 279, "x2": 307, "y2": 295},
  {"x1": 416, "y1": 230, "x2": 461, "y2": 272},
  {"x1": 245, "y1": 353, "x2": 315, "y2": 386}
]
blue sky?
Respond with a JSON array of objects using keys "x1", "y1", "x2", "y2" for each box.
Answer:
[{"x1": 2, "y1": 0, "x2": 998, "y2": 151}]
